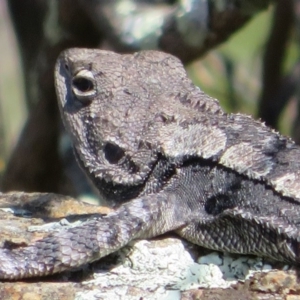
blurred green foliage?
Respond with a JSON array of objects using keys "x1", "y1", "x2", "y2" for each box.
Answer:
[
  {"x1": 0, "y1": 2, "x2": 26, "y2": 181},
  {"x1": 188, "y1": 7, "x2": 298, "y2": 135}
]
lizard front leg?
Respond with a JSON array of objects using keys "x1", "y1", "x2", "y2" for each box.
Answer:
[{"x1": 0, "y1": 193, "x2": 188, "y2": 280}]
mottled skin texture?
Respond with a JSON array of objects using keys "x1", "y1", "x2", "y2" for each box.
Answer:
[{"x1": 1, "y1": 49, "x2": 300, "y2": 279}]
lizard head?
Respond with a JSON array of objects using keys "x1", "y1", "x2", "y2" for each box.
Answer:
[{"x1": 55, "y1": 48, "x2": 198, "y2": 203}]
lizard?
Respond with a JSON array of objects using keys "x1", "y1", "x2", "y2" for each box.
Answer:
[{"x1": 1, "y1": 48, "x2": 300, "y2": 280}]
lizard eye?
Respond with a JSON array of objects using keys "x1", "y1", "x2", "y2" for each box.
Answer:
[
  {"x1": 72, "y1": 69, "x2": 97, "y2": 102},
  {"x1": 104, "y1": 142, "x2": 125, "y2": 164},
  {"x1": 73, "y1": 77, "x2": 94, "y2": 92}
]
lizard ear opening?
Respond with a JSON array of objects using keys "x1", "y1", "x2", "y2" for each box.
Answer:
[{"x1": 104, "y1": 142, "x2": 125, "y2": 164}]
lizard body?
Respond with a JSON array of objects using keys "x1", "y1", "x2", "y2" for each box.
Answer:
[{"x1": 0, "y1": 48, "x2": 300, "y2": 279}]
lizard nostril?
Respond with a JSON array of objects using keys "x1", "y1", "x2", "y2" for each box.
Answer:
[{"x1": 104, "y1": 142, "x2": 125, "y2": 164}]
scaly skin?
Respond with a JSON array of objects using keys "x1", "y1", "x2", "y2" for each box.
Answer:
[{"x1": 1, "y1": 48, "x2": 300, "y2": 279}]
